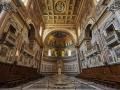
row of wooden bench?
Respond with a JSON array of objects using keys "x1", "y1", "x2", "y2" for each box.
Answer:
[
  {"x1": 0, "y1": 75, "x2": 42, "y2": 88},
  {"x1": 0, "y1": 62, "x2": 44, "y2": 88},
  {"x1": 77, "y1": 64, "x2": 120, "y2": 88}
]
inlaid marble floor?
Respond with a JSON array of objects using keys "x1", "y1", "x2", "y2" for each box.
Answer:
[{"x1": 13, "y1": 74, "x2": 116, "y2": 90}]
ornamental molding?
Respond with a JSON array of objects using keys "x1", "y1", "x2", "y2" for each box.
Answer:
[
  {"x1": 0, "y1": 2, "x2": 17, "y2": 12},
  {"x1": 109, "y1": 0, "x2": 120, "y2": 13}
]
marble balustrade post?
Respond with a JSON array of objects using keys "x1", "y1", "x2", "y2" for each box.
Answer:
[{"x1": 0, "y1": 10, "x2": 9, "y2": 36}]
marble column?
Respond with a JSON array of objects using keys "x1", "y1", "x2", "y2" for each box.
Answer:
[
  {"x1": 39, "y1": 47, "x2": 44, "y2": 74},
  {"x1": 0, "y1": 10, "x2": 7, "y2": 25},
  {"x1": 0, "y1": 10, "x2": 8, "y2": 35},
  {"x1": 75, "y1": 45, "x2": 82, "y2": 74},
  {"x1": 0, "y1": 2, "x2": 15, "y2": 36},
  {"x1": 35, "y1": 51, "x2": 41, "y2": 73},
  {"x1": 115, "y1": 10, "x2": 120, "y2": 24},
  {"x1": 0, "y1": 2, "x2": 17, "y2": 34}
]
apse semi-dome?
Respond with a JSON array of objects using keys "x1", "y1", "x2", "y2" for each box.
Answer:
[{"x1": 45, "y1": 31, "x2": 74, "y2": 48}]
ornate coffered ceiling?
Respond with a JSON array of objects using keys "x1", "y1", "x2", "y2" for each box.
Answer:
[{"x1": 38, "y1": 0, "x2": 81, "y2": 29}]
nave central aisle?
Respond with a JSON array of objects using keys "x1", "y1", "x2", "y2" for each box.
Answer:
[{"x1": 14, "y1": 75, "x2": 115, "y2": 90}]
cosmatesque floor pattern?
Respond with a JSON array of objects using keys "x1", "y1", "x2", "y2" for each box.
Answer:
[{"x1": 4, "y1": 74, "x2": 117, "y2": 90}]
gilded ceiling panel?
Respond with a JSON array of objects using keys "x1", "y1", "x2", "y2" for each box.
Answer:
[{"x1": 39, "y1": 0, "x2": 81, "y2": 28}]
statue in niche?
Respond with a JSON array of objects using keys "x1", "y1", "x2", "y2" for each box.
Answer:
[
  {"x1": 57, "y1": 60, "x2": 63, "y2": 75},
  {"x1": 58, "y1": 65, "x2": 62, "y2": 75}
]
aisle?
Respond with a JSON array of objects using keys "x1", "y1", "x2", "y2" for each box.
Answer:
[{"x1": 17, "y1": 75, "x2": 116, "y2": 90}]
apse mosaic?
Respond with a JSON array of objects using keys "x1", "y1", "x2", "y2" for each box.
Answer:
[
  {"x1": 44, "y1": 31, "x2": 75, "y2": 57},
  {"x1": 45, "y1": 31, "x2": 74, "y2": 48}
]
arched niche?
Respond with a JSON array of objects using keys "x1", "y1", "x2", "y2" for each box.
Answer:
[
  {"x1": 84, "y1": 17, "x2": 95, "y2": 40},
  {"x1": 28, "y1": 24, "x2": 35, "y2": 50},
  {"x1": 84, "y1": 24, "x2": 92, "y2": 39}
]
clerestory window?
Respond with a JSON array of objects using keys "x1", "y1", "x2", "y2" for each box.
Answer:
[{"x1": 21, "y1": 0, "x2": 28, "y2": 6}]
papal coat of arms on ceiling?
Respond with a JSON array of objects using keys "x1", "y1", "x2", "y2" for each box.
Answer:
[{"x1": 55, "y1": 1, "x2": 65, "y2": 13}]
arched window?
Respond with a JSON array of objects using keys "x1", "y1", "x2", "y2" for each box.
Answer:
[
  {"x1": 68, "y1": 50, "x2": 71, "y2": 56},
  {"x1": 39, "y1": 26, "x2": 43, "y2": 36},
  {"x1": 48, "y1": 49, "x2": 51, "y2": 56},
  {"x1": 78, "y1": 26, "x2": 81, "y2": 37},
  {"x1": 96, "y1": 0, "x2": 100, "y2": 2},
  {"x1": 94, "y1": 0, "x2": 100, "y2": 5},
  {"x1": 21, "y1": 0, "x2": 28, "y2": 6},
  {"x1": 61, "y1": 51, "x2": 65, "y2": 57}
]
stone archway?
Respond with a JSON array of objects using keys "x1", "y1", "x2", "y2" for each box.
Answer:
[{"x1": 43, "y1": 28, "x2": 77, "y2": 44}]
